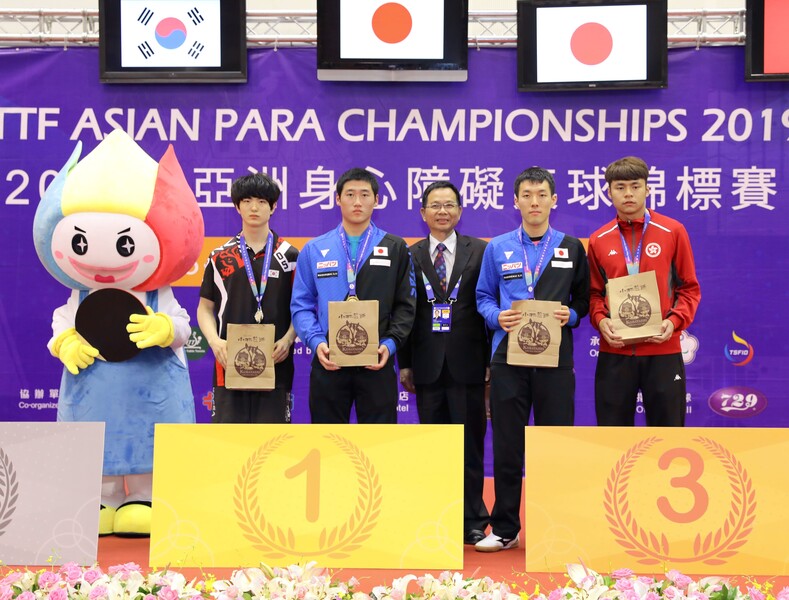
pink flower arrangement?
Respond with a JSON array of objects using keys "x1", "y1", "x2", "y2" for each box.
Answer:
[{"x1": 0, "y1": 562, "x2": 783, "y2": 600}]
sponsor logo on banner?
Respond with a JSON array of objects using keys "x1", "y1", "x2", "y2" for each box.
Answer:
[
  {"x1": 725, "y1": 331, "x2": 754, "y2": 366},
  {"x1": 554, "y1": 247, "x2": 569, "y2": 258},
  {"x1": 184, "y1": 327, "x2": 208, "y2": 361},
  {"x1": 535, "y1": 4, "x2": 647, "y2": 83},
  {"x1": 339, "y1": 0, "x2": 444, "y2": 60},
  {"x1": 708, "y1": 387, "x2": 767, "y2": 418},
  {"x1": 680, "y1": 330, "x2": 699, "y2": 365},
  {"x1": 201, "y1": 390, "x2": 214, "y2": 412},
  {"x1": 119, "y1": 0, "x2": 221, "y2": 68},
  {"x1": 501, "y1": 261, "x2": 523, "y2": 271},
  {"x1": 645, "y1": 242, "x2": 661, "y2": 258},
  {"x1": 317, "y1": 260, "x2": 339, "y2": 269}
]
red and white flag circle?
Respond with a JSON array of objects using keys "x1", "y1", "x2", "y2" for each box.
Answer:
[
  {"x1": 535, "y1": 4, "x2": 647, "y2": 84},
  {"x1": 340, "y1": 0, "x2": 444, "y2": 60}
]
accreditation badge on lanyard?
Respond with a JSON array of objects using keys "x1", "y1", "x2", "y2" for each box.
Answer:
[
  {"x1": 619, "y1": 210, "x2": 651, "y2": 275},
  {"x1": 423, "y1": 272, "x2": 461, "y2": 333}
]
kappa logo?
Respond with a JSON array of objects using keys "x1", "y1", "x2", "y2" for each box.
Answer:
[
  {"x1": 504, "y1": 251, "x2": 513, "y2": 260},
  {"x1": 320, "y1": 249, "x2": 330, "y2": 258},
  {"x1": 645, "y1": 242, "x2": 661, "y2": 258},
  {"x1": 608, "y1": 249, "x2": 618, "y2": 256}
]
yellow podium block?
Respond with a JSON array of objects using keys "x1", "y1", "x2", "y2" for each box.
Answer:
[
  {"x1": 151, "y1": 424, "x2": 463, "y2": 568},
  {"x1": 525, "y1": 427, "x2": 789, "y2": 575}
]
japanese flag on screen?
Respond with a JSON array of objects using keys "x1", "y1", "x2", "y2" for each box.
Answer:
[
  {"x1": 340, "y1": 0, "x2": 444, "y2": 60},
  {"x1": 119, "y1": 0, "x2": 221, "y2": 68},
  {"x1": 535, "y1": 5, "x2": 647, "y2": 84}
]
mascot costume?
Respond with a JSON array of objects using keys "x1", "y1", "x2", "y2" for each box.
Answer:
[{"x1": 33, "y1": 129, "x2": 204, "y2": 537}]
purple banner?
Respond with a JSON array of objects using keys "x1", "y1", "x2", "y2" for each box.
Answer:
[{"x1": 1, "y1": 46, "x2": 787, "y2": 434}]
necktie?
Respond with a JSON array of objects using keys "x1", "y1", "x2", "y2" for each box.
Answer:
[{"x1": 434, "y1": 243, "x2": 447, "y2": 292}]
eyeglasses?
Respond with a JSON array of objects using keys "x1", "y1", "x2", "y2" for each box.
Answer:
[{"x1": 426, "y1": 203, "x2": 459, "y2": 211}]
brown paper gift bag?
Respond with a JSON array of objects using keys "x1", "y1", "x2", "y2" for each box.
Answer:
[
  {"x1": 606, "y1": 270, "x2": 663, "y2": 344},
  {"x1": 225, "y1": 323, "x2": 276, "y2": 390},
  {"x1": 507, "y1": 299, "x2": 562, "y2": 367},
  {"x1": 328, "y1": 300, "x2": 379, "y2": 367}
]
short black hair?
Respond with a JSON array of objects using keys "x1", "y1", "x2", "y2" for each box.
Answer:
[
  {"x1": 336, "y1": 168, "x2": 379, "y2": 197},
  {"x1": 231, "y1": 172, "x2": 281, "y2": 208},
  {"x1": 421, "y1": 180, "x2": 461, "y2": 208},
  {"x1": 513, "y1": 167, "x2": 555, "y2": 196}
]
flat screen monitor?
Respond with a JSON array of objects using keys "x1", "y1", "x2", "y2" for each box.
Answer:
[
  {"x1": 317, "y1": 0, "x2": 468, "y2": 82},
  {"x1": 99, "y1": 0, "x2": 247, "y2": 84},
  {"x1": 745, "y1": 0, "x2": 789, "y2": 81},
  {"x1": 517, "y1": 0, "x2": 668, "y2": 92}
]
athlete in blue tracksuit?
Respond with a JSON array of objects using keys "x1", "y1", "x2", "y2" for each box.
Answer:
[
  {"x1": 291, "y1": 168, "x2": 415, "y2": 424},
  {"x1": 474, "y1": 167, "x2": 590, "y2": 553}
]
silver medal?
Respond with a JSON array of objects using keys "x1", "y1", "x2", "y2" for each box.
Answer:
[{"x1": 254, "y1": 308, "x2": 263, "y2": 323}]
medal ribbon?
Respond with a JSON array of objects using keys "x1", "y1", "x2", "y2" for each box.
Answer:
[
  {"x1": 618, "y1": 210, "x2": 651, "y2": 275},
  {"x1": 422, "y1": 272, "x2": 462, "y2": 304},
  {"x1": 239, "y1": 232, "x2": 274, "y2": 320},
  {"x1": 517, "y1": 227, "x2": 553, "y2": 299},
  {"x1": 338, "y1": 225, "x2": 374, "y2": 298}
]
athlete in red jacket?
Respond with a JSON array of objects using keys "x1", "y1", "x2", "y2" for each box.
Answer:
[{"x1": 588, "y1": 156, "x2": 700, "y2": 426}]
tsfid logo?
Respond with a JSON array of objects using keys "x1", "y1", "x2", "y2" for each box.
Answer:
[{"x1": 724, "y1": 331, "x2": 754, "y2": 366}]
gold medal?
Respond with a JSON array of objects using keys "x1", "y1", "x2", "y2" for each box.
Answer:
[
  {"x1": 347, "y1": 295, "x2": 358, "y2": 302},
  {"x1": 254, "y1": 308, "x2": 263, "y2": 323}
]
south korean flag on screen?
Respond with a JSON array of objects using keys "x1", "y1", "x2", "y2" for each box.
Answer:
[
  {"x1": 340, "y1": 0, "x2": 444, "y2": 60},
  {"x1": 535, "y1": 4, "x2": 647, "y2": 83},
  {"x1": 120, "y1": 0, "x2": 221, "y2": 68}
]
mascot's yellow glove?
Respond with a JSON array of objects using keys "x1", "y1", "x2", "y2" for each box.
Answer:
[
  {"x1": 127, "y1": 306, "x2": 175, "y2": 349},
  {"x1": 52, "y1": 327, "x2": 99, "y2": 375}
]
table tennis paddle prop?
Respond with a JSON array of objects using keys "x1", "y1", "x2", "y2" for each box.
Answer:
[{"x1": 75, "y1": 289, "x2": 146, "y2": 362}]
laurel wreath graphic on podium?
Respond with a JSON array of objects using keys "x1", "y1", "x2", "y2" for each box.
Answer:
[
  {"x1": 604, "y1": 436, "x2": 756, "y2": 566},
  {"x1": 0, "y1": 447, "x2": 19, "y2": 538},
  {"x1": 234, "y1": 433, "x2": 382, "y2": 559}
]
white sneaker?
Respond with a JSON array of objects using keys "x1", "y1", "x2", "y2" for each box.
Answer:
[{"x1": 475, "y1": 532, "x2": 519, "y2": 552}]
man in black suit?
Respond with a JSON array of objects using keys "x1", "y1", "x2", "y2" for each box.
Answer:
[{"x1": 398, "y1": 180, "x2": 490, "y2": 545}]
